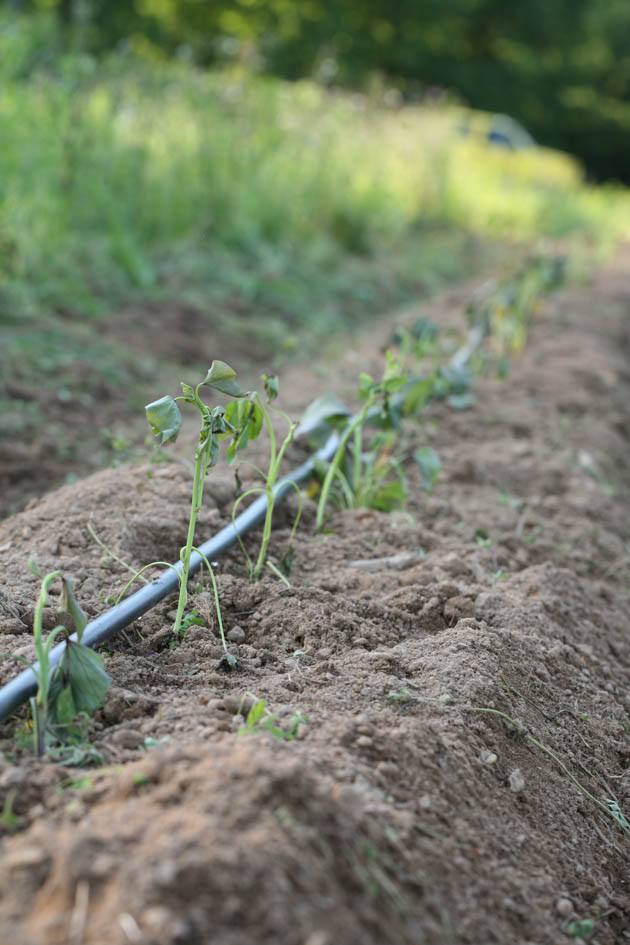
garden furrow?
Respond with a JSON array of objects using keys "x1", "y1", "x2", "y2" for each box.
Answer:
[{"x1": 0, "y1": 254, "x2": 629, "y2": 945}]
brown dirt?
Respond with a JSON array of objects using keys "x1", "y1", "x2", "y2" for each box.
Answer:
[{"x1": 0, "y1": 256, "x2": 629, "y2": 945}]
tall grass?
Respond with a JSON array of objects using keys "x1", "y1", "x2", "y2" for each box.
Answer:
[{"x1": 1, "y1": 12, "x2": 629, "y2": 325}]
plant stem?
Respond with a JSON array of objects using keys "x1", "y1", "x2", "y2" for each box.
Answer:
[
  {"x1": 252, "y1": 402, "x2": 296, "y2": 580},
  {"x1": 191, "y1": 547, "x2": 228, "y2": 653},
  {"x1": 316, "y1": 399, "x2": 373, "y2": 530},
  {"x1": 32, "y1": 571, "x2": 61, "y2": 757},
  {"x1": 173, "y1": 440, "x2": 207, "y2": 637},
  {"x1": 352, "y1": 423, "x2": 363, "y2": 496}
]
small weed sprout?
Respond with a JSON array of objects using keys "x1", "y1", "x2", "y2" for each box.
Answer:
[
  {"x1": 239, "y1": 698, "x2": 306, "y2": 741},
  {"x1": 145, "y1": 360, "x2": 245, "y2": 641},
  {"x1": 228, "y1": 373, "x2": 300, "y2": 581}
]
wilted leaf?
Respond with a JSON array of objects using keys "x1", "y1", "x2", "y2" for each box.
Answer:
[
  {"x1": 225, "y1": 398, "x2": 264, "y2": 461},
  {"x1": 202, "y1": 360, "x2": 243, "y2": 397},
  {"x1": 415, "y1": 446, "x2": 442, "y2": 491},
  {"x1": 59, "y1": 642, "x2": 111, "y2": 716},
  {"x1": 262, "y1": 373, "x2": 279, "y2": 402},
  {"x1": 60, "y1": 577, "x2": 88, "y2": 640},
  {"x1": 295, "y1": 393, "x2": 350, "y2": 438},
  {"x1": 145, "y1": 396, "x2": 182, "y2": 445}
]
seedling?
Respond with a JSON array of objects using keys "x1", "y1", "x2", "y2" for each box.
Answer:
[
  {"x1": 566, "y1": 919, "x2": 595, "y2": 940},
  {"x1": 228, "y1": 373, "x2": 300, "y2": 581},
  {"x1": 467, "y1": 255, "x2": 567, "y2": 359},
  {"x1": 474, "y1": 527, "x2": 492, "y2": 548},
  {"x1": 386, "y1": 687, "x2": 416, "y2": 706},
  {"x1": 238, "y1": 698, "x2": 306, "y2": 741},
  {"x1": 28, "y1": 564, "x2": 111, "y2": 758},
  {"x1": 145, "y1": 360, "x2": 245, "y2": 640},
  {"x1": 305, "y1": 352, "x2": 407, "y2": 529}
]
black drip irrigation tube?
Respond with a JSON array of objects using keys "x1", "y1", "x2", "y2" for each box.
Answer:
[
  {"x1": 0, "y1": 323, "x2": 487, "y2": 724},
  {"x1": 0, "y1": 434, "x2": 341, "y2": 722}
]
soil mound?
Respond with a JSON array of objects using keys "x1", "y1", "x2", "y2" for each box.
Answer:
[{"x1": 0, "y1": 257, "x2": 629, "y2": 944}]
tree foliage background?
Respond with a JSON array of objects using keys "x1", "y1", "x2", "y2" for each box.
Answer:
[{"x1": 14, "y1": 0, "x2": 630, "y2": 180}]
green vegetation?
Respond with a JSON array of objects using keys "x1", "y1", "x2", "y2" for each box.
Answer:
[
  {"x1": 144, "y1": 360, "x2": 244, "y2": 644},
  {"x1": 15, "y1": 1, "x2": 630, "y2": 182},
  {"x1": 1, "y1": 12, "x2": 629, "y2": 328},
  {"x1": 27, "y1": 565, "x2": 111, "y2": 759},
  {"x1": 2, "y1": 11, "x2": 630, "y2": 515},
  {"x1": 239, "y1": 698, "x2": 306, "y2": 741},
  {"x1": 308, "y1": 355, "x2": 408, "y2": 528},
  {"x1": 228, "y1": 374, "x2": 300, "y2": 581}
]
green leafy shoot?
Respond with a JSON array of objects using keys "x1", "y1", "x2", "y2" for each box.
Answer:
[
  {"x1": 28, "y1": 569, "x2": 111, "y2": 759},
  {"x1": 566, "y1": 919, "x2": 595, "y2": 941},
  {"x1": 145, "y1": 396, "x2": 182, "y2": 445},
  {"x1": 314, "y1": 352, "x2": 407, "y2": 528},
  {"x1": 239, "y1": 699, "x2": 305, "y2": 741},
  {"x1": 145, "y1": 360, "x2": 246, "y2": 638},
  {"x1": 229, "y1": 373, "x2": 300, "y2": 581}
]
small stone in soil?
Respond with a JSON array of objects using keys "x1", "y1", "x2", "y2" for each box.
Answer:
[
  {"x1": 227, "y1": 626, "x2": 246, "y2": 643},
  {"x1": 109, "y1": 728, "x2": 145, "y2": 750},
  {"x1": 555, "y1": 898, "x2": 573, "y2": 917},
  {"x1": 508, "y1": 768, "x2": 526, "y2": 793}
]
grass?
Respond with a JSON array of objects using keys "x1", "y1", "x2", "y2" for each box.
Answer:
[{"x1": 3, "y1": 16, "x2": 629, "y2": 328}]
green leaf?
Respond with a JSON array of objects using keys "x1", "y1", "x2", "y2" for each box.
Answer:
[
  {"x1": 567, "y1": 919, "x2": 595, "y2": 940},
  {"x1": 145, "y1": 396, "x2": 182, "y2": 445},
  {"x1": 59, "y1": 642, "x2": 111, "y2": 717},
  {"x1": 402, "y1": 376, "x2": 435, "y2": 415},
  {"x1": 358, "y1": 372, "x2": 375, "y2": 399},
  {"x1": 262, "y1": 373, "x2": 279, "y2": 402},
  {"x1": 202, "y1": 360, "x2": 243, "y2": 397},
  {"x1": 60, "y1": 577, "x2": 88, "y2": 640},
  {"x1": 371, "y1": 479, "x2": 406, "y2": 512},
  {"x1": 447, "y1": 392, "x2": 476, "y2": 410},
  {"x1": 28, "y1": 558, "x2": 42, "y2": 578},
  {"x1": 245, "y1": 699, "x2": 266, "y2": 728},
  {"x1": 415, "y1": 446, "x2": 442, "y2": 491},
  {"x1": 381, "y1": 352, "x2": 406, "y2": 393},
  {"x1": 296, "y1": 393, "x2": 350, "y2": 438},
  {"x1": 55, "y1": 684, "x2": 77, "y2": 725},
  {"x1": 225, "y1": 397, "x2": 263, "y2": 461},
  {"x1": 438, "y1": 365, "x2": 472, "y2": 396}
]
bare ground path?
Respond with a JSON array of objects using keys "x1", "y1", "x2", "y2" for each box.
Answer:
[{"x1": 0, "y1": 254, "x2": 629, "y2": 944}]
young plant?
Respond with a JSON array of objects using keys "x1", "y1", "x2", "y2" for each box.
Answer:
[
  {"x1": 302, "y1": 352, "x2": 407, "y2": 529},
  {"x1": 145, "y1": 360, "x2": 245, "y2": 638},
  {"x1": 227, "y1": 373, "x2": 300, "y2": 581},
  {"x1": 239, "y1": 698, "x2": 306, "y2": 741},
  {"x1": 28, "y1": 566, "x2": 111, "y2": 758}
]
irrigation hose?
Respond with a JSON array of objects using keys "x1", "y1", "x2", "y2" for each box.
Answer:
[
  {"x1": 0, "y1": 433, "x2": 341, "y2": 722},
  {"x1": 0, "y1": 322, "x2": 487, "y2": 723}
]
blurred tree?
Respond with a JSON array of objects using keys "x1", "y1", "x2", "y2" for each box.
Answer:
[{"x1": 23, "y1": 0, "x2": 630, "y2": 180}]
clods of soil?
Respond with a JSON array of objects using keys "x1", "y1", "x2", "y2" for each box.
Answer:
[{"x1": 0, "y1": 256, "x2": 629, "y2": 944}]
